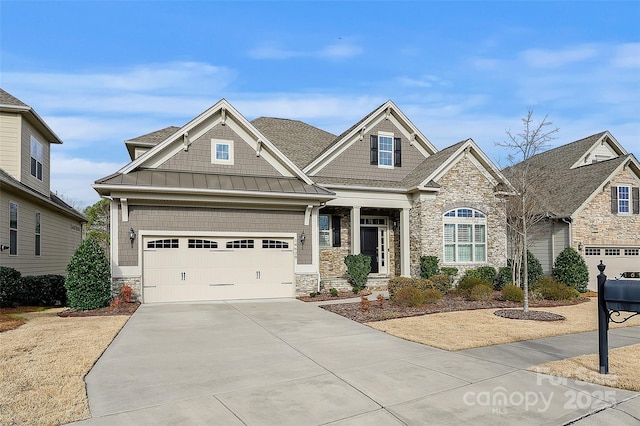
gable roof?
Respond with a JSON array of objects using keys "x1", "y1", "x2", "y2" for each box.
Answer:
[
  {"x1": 0, "y1": 167, "x2": 87, "y2": 222},
  {"x1": 118, "y1": 99, "x2": 315, "y2": 185},
  {"x1": 504, "y1": 131, "x2": 639, "y2": 217},
  {"x1": 124, "y1": 126, "x2": 180, "y2": 160},
  {"x1": 303, "y1": 100, "x2": 438, "y2": 175},
  {"x1": 251, "y1": 117, "x2": 336, "y2": 168},
  {"x1": 0, "y1": 88, "x2": 63, "y2": 144}
]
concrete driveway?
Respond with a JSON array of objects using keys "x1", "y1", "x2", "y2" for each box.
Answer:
[{"x1": 73, "y1": 300, "x2": 640, "y2": 425}]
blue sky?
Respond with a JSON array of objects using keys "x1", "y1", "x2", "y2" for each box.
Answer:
[{"x1": 2, "y1": 1, "x2": 639, "y2": 208}]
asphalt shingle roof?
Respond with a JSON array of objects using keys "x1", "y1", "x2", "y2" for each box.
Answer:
[
  {"x1": 251, "y1": 117, "x2": 336, "y2": 168},
  {"x1": 0, "y1": 88, "x2": 28, "y2": 107}
]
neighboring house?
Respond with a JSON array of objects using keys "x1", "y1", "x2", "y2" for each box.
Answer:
[
  {"x1": 0, "y1": 89, "x2": 87, "y2": 276},
  {"x1": 509, "y1": 131, "x2": 640, "y2": 290},
  {"x1": 93, "y1": 99, "x2": 511, "y2": 303}
]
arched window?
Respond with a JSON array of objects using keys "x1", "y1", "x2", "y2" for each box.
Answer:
[{"x1": 443, "y1": 208, "x2": 486, "y2": 263}]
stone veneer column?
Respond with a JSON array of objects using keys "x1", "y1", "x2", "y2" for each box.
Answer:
[
  {"x1": 351, "y1": 206, "x2": 361, "y2": 254},
  {"x1": 400, "y1": 207, "x2": 411, "y2": 276}
]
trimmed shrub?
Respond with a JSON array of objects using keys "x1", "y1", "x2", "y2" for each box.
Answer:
[
  {"x1": 440, "y1": 267, "x2": 458, "y2": 280},
  {"x1": 388, "y1": 277, "x2": 435, "y2": 300},
  {"x1": 65, "y1": 238, "x2": 112, "y2": 310},
  {"x1": 469, "y1": 283, "x2": 493, "y2": 301},
  {"x1": 429, "y1": 274, "x2": 452, "y2": 294},
  {"x1": 537, "y1": 277, "x2": 580, "y2": 301},
  {"x1": 502, "y1": 284, "x2": 524, "y2": 303},
  {"x1": 0, "y1": 266, "x2": 22, "y2": 307},
  {"x1": 329, "y1": 287, "x2": 338, "y2": 297},
  {"x1": 19, "y1": 275, "x2": 66, "y2": 306},
  {"x1": 457, "y1": 276, "x2": 492, "y2": 299},
  {"x1": 423, "y1": 288, "x2": 443, "y2": 304},
  {"x1": 475, "y1": 266, "x2": 498, "y2": 285},
  {"x1": 520, "y1": 251, "x2": 543, "y2": 288},
  {"x1": 420, "y1": 256, "x2": 439, "y2": 279},
  {"x1": 553, "y1": 247, "x2": 589, "y2": 293},
  {"x1": 344, "y1": 254, "x2": 371, "y2": 294},
  {"x1": 392, "y1": 286, "x2": 426, "y2": 307},
  {"x1": 495, "y1": 266, "x2": 513, "y2": 290}
]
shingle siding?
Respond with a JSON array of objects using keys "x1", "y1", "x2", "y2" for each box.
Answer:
[
  {"x1": 158, "y1": 123, "x2": 282, "y2": 176},
  {"x1": 118, "y1": 205, "x2": 310, "y2": 266}
]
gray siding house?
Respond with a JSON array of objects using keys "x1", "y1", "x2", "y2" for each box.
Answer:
[
  {"x1": 94, "y1": 99, "x2": 511, "y2": 303},
  {"x1": 508, "y1": 132, "x2": 640, "y2": 290},
  {"x1": 0, "y1": 89, "x2": 86, "y2": 276}
]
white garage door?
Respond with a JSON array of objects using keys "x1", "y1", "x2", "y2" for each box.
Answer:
[
  {"x1": 142, "y1": 236, "x2": 295, "y2": 303},
  {"x1": 584, "y1": 247, "x2": 640, "y2": 291}
]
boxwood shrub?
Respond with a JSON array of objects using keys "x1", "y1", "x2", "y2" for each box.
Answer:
[
  {"x1": 419, "y1": 255, "x2": 439, "y2": 279},
  {"x1": 502, "y1": 284, "x2": 524, "y2": 303},
  {"x1": 65, "y1": 238, "x2": 112, "y2": 310},
  {"x1": 0, "y1": 266, "x2": 22, "y2": 307},
  {"x1": 552, "y1": 247, "x2": 589, "y2": 293},
  {"x1": 344, "y1": 254, "x2": 371, "y2": 294},
  {"x1": 20, "y1": 275, "x2": 67, "y2": 306}
]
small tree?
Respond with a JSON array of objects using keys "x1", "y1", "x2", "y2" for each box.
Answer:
[
  {"x1": 344, "y1": 254, "x2": 371, "y2": 294},
  {"x1": 499, "y1": 110, "x2": 559, "y2": 312},
  {"x1": 553, "y1": 247, "x2": 589, "y2": 293},
  {"x1": 65, "y1": 238, "x2": 111, "y2": 310},
  {"x1": 84, "y1": 198, "x2": 110, "y2": 259}
]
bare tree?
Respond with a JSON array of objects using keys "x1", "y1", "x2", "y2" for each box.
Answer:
[
  {"x1": 498, "y1": 110, "x2": 559, "y2": 312},
  {"x1": 83, "y1": 198, "x2": 111, "y2": 259}
]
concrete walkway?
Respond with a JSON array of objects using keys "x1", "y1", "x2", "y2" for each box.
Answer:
[{"x1": 71, "y1": 299, "x2": 640, "y2": 425}]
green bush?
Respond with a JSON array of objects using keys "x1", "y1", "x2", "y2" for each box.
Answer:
[
  {"x1": 392, "y1": 286, "x2": 426, "y2": 307},
  {"x1": 475, "y1": 266, "x2": 498, "y2": 285},
  {"x1": 388, "y1": 277, "x2": 435, "y2": 300},
  {"x1": 423, "y1": 288, "x2": 443, "y2": 304},
  {"x1": 0, "y1": 266, "x2": 22, "y2": 307},
  {"x1": 457, "y1": 276, "x2": 492, "y2": 299},
  {"x1": 329, "y1": 288, "x2": 338, "y2": 297},
  {"x1": 344, "y1": 254, "x2": 371, "y2": 294},
  {"x1": 470, "y1": 283, "x2": 493, "y2": 301},
  {"x1": 440, "y1": 267, "x2": 458, "y2": 280},
  {"x1": 65, "y1": 238, "x2": 112, "y2": 310},
  {"x1": 537, "y1": 277, "x2": 580, "y2": 301},
  {"x1": 420, "y1": 256, "x2": 439, "y2": 279},
  {"x1": 429, "y1": 274, "x2": 452, "y2": 294},
  {"x1": 552, "y1": 247, "x2": 589, "y2": 293},
  {"x1": 519, "y1": 251, "x2": 543, "y2": 288},
  {"x1": 495, "y1": 266, "x2": 513, "y2": 290},
  {"x1": 502, "y1": 284, "x2": 524, "y2": 303},
  {"x1": 19, "y1": 275, "x2": 67, "y2": 306}
]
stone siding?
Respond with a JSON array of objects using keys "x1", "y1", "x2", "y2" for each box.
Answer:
[
  {"x1": 295, "y1": 273, "x2": 319, "y2": 295},
  {"x1": 410, "y1": 157, "x2": 508, "y2": 276},
  {"x1": 573, "y1": 168, "x2": 640, "y2": 248},
  {"x1": 112, "y1": 276, "x2": 141, "y2": 301}
]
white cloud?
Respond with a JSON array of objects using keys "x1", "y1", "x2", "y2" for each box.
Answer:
[
  {"x1": 521, "y1": 45, "x2": 599, "y2": 68},
  {"x1": 248, "y1": 41, "x2": 363, "y2": 60},
  {"x1": 612, "y1": 43, "x2": 640, "y2": 68}
]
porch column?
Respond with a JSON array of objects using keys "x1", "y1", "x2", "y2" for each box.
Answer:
[
  {"x1": 400, "y1": 207, "x2": 411, "y2": 277},
  {"x1": 351, "y1": 206, "x2": 361, "y2": 254}
]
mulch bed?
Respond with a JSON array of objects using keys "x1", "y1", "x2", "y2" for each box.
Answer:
[
  {"x1": 57, "y1": 302, "x2": 140, "y2": 317},
  {"x1": 297, "y1": 290, "x2": 371, "y2": 302},
  {"x1": 494, "y1": 309, "x2": 566, "y2": 321},
  {"x1": 321, "y1": 295, "x2": 590, "y2": 323}
]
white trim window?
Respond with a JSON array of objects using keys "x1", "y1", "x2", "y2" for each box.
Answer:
[
  {"x1": 378, "y1": 133, "x2": 394, "y2": 167},
  {"x1": 30, "y1": 136, "x2": 43, "y2": 180},
  {"x1": 211, "y1": 139, "x2": 234, "y2": 165},
  {"x1": 370, "y1": 132, "x2": 401, "y2": 168},
  {"x1": 618, "y1": 186, "x2": 630, "y2": 214},
  {"x1": 9, "y1": 202, "x2": 18, "y2": 255},
  {"x1": 319, "y1": 214, "x2": 331, "y2": 247},
  {"x1": 443, "y1": 208, "x2": 487, "y2": 263},
  {"x1": 35, "y1": 211, "x2": 41, "y2": 256}
]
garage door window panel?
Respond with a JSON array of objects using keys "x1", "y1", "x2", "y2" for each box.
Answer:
[
  {"x1": 188, "y1": 239, "x2": 217, "y2": 248},
  {"x1": 262, "y1": 240, "x2": 289, "y2": 249},
  {"x1": 227, "y1": 239, "x2": 254, "y2": 248},
  {"x1": 147, "y1": 239, "x2": 179, "y2": 249}
]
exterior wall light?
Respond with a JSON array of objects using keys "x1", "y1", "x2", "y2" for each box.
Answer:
[
  {"x1": 578, "y1": 242, "x2": 583, "y2": 252},
  {"x1": 0, "y1": 244, "x2": 9, "y2": 252},
  {"x1": 129, "y1": 227, "x2": 136, "y2": 248},
  {"x1": 300, "y1": 231, "x2": 306, "y2": 247}
]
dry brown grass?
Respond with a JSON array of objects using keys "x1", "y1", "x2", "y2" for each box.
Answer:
[
  {"x1": 367, "y1": 298, "x2": 640, "y2": 351},
  {"x1": 530, "y1": 344, "x2": 640, "y2": 392},
  {"x1": 0, "y1": 308, "x2": 129, "y2": 426}
]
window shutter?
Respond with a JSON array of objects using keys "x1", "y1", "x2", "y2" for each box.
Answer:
[
  {"x1": 394, "y1": 137, "x2": 402, "y2": 167},
  {"x1": 633, "y1": 187, "x2": 640, "y2": 215},
  {"x1": 611, "y1": 186, "x2": 618, "y2": 214},
  {"x1": 370, "y1": 135, "x2": 378, "y2": 165},
  {"x1": 332, "y1": 216, "x2": 341, "y2": 247}
]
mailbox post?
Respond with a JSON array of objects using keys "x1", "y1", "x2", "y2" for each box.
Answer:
[{"x1": 597, "y1": 261, "x2": 640, "y2": 374}]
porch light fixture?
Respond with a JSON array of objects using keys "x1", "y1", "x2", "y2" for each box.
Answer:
[
  {"x1": 300, "y1": 231, "x2": 306, "y2": 247},
  {"x1": 578, "y1": 242, "x2": 583, "y2": 252},
  {"x1": 0, "y1": 244, "x2": 9, "y2": 252},
  {"x1": 129, "y1": 227, "x2": 136, "y2": 248}
]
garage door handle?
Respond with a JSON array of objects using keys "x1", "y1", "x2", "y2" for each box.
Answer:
[{"x1": 210, "y1": 283, "x2": 234, "y2": 286}]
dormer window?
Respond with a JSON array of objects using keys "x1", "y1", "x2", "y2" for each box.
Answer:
[{"x1": 30, "y1": 136, "x2": 43, "y2": 180}]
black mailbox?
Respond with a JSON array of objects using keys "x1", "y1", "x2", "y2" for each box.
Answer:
[{"x1": 604, "y1": 280, "x2": 640, "y2": 313}]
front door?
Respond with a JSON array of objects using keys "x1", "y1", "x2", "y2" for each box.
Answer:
[{"x1": 360, "y1": 227, "x2": 379, "y2": 273}]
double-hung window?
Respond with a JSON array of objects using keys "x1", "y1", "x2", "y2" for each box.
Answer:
[
  {"x1": 370, "y1": 132, "x2": 402, "y2": 168},
  {"x1": 618, "y1": 186, "x2": 630, "y2": 214},
  {"x1": 319, "y1": 215, "x2": 331, "y2": 247},
  {"x1": 9, "y1": 202, "x2": 18, "y2": 255},
  {"x1": 443, "y1": 208, "x2": 487, "y2": 263},
  {"x1": 378, "y1": 135, "x2": 393, "y2": 167},
  {"x1": 30, "y1": 137, "x2": 43, "y2": 180}
]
